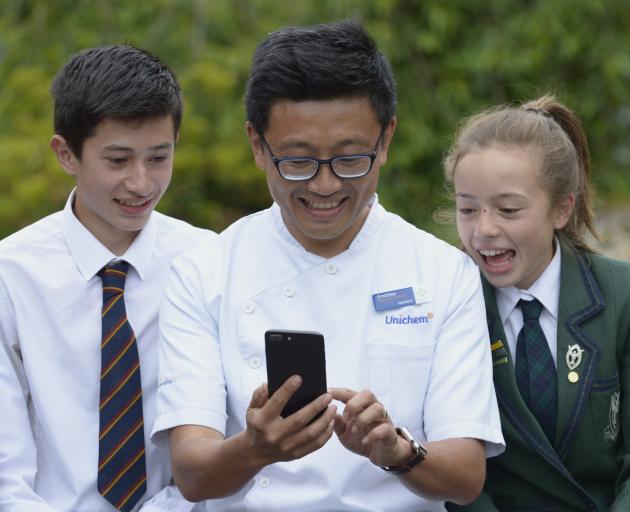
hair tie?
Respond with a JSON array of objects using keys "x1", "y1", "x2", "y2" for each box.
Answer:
[{"x1": 525, "y1": 107, "x2": 552, "y2": 119}]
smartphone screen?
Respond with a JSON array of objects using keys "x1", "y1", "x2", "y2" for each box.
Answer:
[{"x1": 265, "y1": 329, "x2": 327, "y2": 418}]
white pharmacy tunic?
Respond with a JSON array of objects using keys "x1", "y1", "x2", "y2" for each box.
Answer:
[{"x1": 154, "y1": 197, "x2": 504, "y2": 512}]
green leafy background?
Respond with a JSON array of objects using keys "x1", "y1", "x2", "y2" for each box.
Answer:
[{"x1": 1, "y1": 0, "x2": 629, "y2": 247}]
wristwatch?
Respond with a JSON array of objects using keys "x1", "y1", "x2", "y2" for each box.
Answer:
[{"x1": 381, "y1": 426, "x2": 428, "y2": 474}]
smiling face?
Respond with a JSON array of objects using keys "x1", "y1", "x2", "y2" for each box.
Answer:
[
  {"x1": 247, "y1": 97, "x2": 396, "y2": 258},
  {"x1": 454, "y1": 146, "x2": 574, "y2": 290},
  {"x1": 51, "y1": 116, "x2": 175, "y2": 255}
]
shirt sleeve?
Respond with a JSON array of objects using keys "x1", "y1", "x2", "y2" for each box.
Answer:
[
  {"x1": 151, "y1": 242, "x2": 227, "y2": 446},
  {"x1": 422, "y1": 255, "x2": 505, "y2": 457},
  {"x1": 0, "y1": 279, "x2": 59, "y2": 512}
]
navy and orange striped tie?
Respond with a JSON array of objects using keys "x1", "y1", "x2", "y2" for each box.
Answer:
[{"x1": 98, "y1": 261, "x2": 146, "y2": 511}]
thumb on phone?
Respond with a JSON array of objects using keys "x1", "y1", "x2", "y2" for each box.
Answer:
[{"x1": 262, "y1": 375, "x2": 302, "y2": 419}]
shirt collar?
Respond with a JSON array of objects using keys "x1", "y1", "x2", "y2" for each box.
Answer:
[
  {"x1": 496, "y1": 240, "x2": 562, "y2": 322},
  {"x1": 348, "y1": 194, "x2": 383, "y2": 253},
  {"x1": 61, "y1": 189, "x2": 157, "y2": 281}
]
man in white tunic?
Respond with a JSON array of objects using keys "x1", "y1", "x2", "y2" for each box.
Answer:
[{"x1": 153, "y1": 20, "x2": 504, "y2": 511}]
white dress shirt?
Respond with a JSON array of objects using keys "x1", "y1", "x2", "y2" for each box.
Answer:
[
  {"x1": 153, "y1": 195, "x2": 504, "y2": 512},
  {"x1": 0, "y1": 192, "x2": 214, "y2": 511},
  {"x1": 496, "y1": 242, "x2": 562, "y2": 368}
]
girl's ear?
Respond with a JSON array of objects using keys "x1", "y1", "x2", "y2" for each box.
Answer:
[{"x1": 553, "y1": 193, "x2": 576, "y2": 230}]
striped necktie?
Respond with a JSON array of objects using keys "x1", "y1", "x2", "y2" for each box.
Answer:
[
  {"x1": 98, "y1": 261, "x2": 146, "y2": 511},
  {"x1": 515, "y1": 298, "x2": 558, "y2": 444}
]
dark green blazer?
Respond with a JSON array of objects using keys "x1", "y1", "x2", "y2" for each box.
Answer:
[{"x1": 449, "y1": 249, "x2": 630, "y2": 512}]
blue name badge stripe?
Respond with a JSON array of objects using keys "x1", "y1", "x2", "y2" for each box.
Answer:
[{"x1": 372, "y1": 287, "x2": 416, "y2": 312}]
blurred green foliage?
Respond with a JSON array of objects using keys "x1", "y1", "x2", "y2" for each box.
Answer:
[{"x1": 1, "y1": 0, "x2": 629, "y2": 242}]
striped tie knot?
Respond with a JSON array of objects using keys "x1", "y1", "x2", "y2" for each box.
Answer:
[
  {"x1": 100, "y1": 261, "x2": 130, "y2": 301},
  {"x1": 518, "y1": 298, "x2": 543, "y2": 322}
]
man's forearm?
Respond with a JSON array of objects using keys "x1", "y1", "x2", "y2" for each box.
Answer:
[
  {"x1": 169, "y1": 427, "x2": 265, "y2": 502},
  {"x1": 399, "y1": 438, "x2": 486, "y2": 505},
  {"x1": 168, "y1": 380, "x2": 337, "y2": 501}
]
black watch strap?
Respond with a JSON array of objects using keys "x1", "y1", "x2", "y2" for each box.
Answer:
[{"x1": 381, "y1": 426, "x2": 427, "y2": 474}]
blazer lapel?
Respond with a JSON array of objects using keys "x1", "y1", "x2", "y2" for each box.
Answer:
[
  {"x1": 555, "y1": 250, "x2": 605, "y2": 461},
  {"x1": 481, "y1": 257, "x2": 605, "y2": 508},
  {"x1": 482, "y1": 278, "x2": 557, "y2": 457}
]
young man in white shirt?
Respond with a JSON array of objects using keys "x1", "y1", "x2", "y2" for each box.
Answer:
[
  {"x1": 154, "y1": 21, "x2": 504, "y2": 511},
  {"x1": 0, "y1": 45, "x2": 213, "y2": 511}
]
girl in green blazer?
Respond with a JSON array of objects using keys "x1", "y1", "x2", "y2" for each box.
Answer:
[{"x1": 444, "y1": 95, "x2": 629, "y2": 511}]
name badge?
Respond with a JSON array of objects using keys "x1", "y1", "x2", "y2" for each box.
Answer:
[{"x1": 372, "y1": 287, "x2": 416, "y2": 312}]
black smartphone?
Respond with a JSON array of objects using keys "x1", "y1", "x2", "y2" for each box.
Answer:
[{"x1": 265, "y1": 329, "x2": 327, "y2": 419}]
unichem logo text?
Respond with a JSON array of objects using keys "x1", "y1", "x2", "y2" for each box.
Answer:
[{"x1": 385, "y1": 312, "x2": 433, "y2": 325}]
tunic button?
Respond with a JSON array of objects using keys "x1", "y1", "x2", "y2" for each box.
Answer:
[
  {"x1": 325, "y1": 264, "x2": 337, "y2": 275},
  {"x1": 243, "y1": 302, "x2": 255, "y2": 314},
  {"x1": 284, "y1": 287, "x2": 295, "y2": 297},
  {"x1": 249, "y1": 356, "x2": 261, "y2": 369},
  {"x1": 259, "y1": 476, "x2": 271, "y2": 488}
]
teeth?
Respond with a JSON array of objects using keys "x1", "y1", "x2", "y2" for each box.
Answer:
[
  {"x1": 305, "y1": 200, "x2": 341, "y2": 210},
  {"x1": 118, "y1": 199, "x2": 149, "y2": 207},
  {"x1": 479, "y1": 249, "x2": 508, "y2": 257}
]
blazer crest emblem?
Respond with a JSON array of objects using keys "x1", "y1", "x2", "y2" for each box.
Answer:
[
  {"x1": 565, "y1": 343, "x2": 584, "y2": 371},
  {"x1": 604, "y1": 391, "x2": 620, "y2": 442}
]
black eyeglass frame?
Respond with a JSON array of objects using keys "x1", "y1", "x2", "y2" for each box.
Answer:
[{"x1": 260, "y1": 129, "x2": 385, "y2": 181}]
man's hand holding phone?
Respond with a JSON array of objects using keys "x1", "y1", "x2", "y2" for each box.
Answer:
[{"x1": 242, "y1": 375, "x2": 337, "y2": 467}]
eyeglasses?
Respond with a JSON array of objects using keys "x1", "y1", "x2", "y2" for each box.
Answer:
[{"x1": 261, "y1": 130, "x2": 384, "y2": 181}]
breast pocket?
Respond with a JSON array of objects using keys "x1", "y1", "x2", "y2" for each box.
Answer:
[
  {"x1": 366, "y1": 341, "x2": 435, "y2": 431},
  {"x1": 590, "y1": 372, "x2": 620, "y2": 453}
]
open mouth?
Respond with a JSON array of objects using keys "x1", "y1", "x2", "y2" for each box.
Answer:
[
  {"x1": 299, "y1": 197, "x2": 348, "y2": 218},
  {"x1": 114, "y1": 198, "x2": 152, "y2": 208},
  {"x1": 478, "y1": 248, "x2": 515, "y2": 269},
  {"x1": 301, "y1": 197, "x2": 345, "y2": 210},
  {"x1": 114, "y1": 197, "x2": 154, "y2": 216}
]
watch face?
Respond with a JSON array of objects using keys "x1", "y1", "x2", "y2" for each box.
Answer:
[
  {"x1": 396, "y1": 427, "x2": 426, "y2": 455},
  {"x1": 382, "y1": 427, "x2": 427, "y2": 473}
]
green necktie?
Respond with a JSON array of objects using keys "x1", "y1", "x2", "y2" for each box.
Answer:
[{"x1": 515, "y1": 298, "x2": 557, "y2": 443}]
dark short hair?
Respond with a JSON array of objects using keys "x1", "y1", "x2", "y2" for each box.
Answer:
[
  {"x1": 245, "y1": 20, "x2": 397, "y2": 134},
  {"x1": 51, "y1": 44, "x2": 182, "y2": 158}
]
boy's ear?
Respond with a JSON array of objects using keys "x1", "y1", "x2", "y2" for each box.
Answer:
[{"x1": 50, "y1": 135, "x2": 79, "y2": 177}]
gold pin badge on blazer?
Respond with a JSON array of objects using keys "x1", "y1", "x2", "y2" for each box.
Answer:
[
  {"x1": 491, "y1": 340, "x2": 508, "y2": 366},
  {"x1": 566, "y1": 343, "x2": 584, "y2": 383}
]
